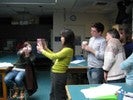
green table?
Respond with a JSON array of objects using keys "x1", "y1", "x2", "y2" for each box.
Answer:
[
  {"x1": 67, "y1": 60, "x2": 88, "y2": 84},
  {"x1": 68, "y1": 60, "x2": 87, "y2": 73},
  {"x1": 66, "y1": 83, "x2": 133, "y2": 100}
]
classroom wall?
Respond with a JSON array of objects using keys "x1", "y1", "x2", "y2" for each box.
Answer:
[
  {"x1": 0, "y1": 25, "x2": 52, "y2": 51},
  {"x1": 0, "y1": 11, "x2": 118, "y2": 55},
  {"x1": 52, "y1": 12, "x2": 117, "y2": 55}
]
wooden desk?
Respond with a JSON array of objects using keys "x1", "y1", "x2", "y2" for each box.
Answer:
[
  {"x1": 0, "y1": 67, "x2": 10, "y2": 100},
  {"x1": 66, "y1": 83, "x2": 133, "y2": 100},
  {"x1": 0, "y1": 53, "x2": 17, "y2": 100}
]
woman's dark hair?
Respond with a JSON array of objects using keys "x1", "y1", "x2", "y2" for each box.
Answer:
[
  {"x1": 107, "y1": 28, "x2": 120, "y2": 39},
  {"x1": 121, "y1": 24, "x2": 132, "y2": 43},
  {"x1": 23, "y1": 41, "x2": 30, "y2": 47},
  {"x1": 61, "y1": 28, "x2": 75, "y2": 49},
  {"x1": 91, "y1": 22, "x2": 104, "y2": 33},
  {"x1": 21, "y1": 41, "x2": 32, "y2": 55}
]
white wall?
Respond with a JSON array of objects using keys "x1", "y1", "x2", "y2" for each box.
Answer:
[{"x1": 52, "y1": 12, "x2": 117, "y2": 55}]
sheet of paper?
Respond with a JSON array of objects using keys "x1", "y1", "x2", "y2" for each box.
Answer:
[
  {"x1": 13, "y1": 68, "x2": 25, "y2": 71},
  {"x1": 70, "y1": 59, "x2": 85, "y2": 64},
  {"x1": 81, "y1": 83, "x2": 122, "y2": 98},
  {"x1": 0, "y1": 62, "x2": 13, "y2": 67}
]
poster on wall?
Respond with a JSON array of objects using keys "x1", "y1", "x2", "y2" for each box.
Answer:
[{"x1": 55, "y1": 36, "x2": 61, "y2": 42}]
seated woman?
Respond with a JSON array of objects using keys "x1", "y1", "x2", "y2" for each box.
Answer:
[{"x1": 4, "y1": 41, "x2": 38, "y2": 99}]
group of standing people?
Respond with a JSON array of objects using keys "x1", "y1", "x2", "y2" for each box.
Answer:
[
  {"x1": 82, "y1": 22, "x2": 133, "y2": 86},
  {"x1": 4, "y1": 22, "x2": 133, "y2": 100}
]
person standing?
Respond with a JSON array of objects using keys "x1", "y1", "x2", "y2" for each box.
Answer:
[
  {"x1": 120, "y1": 52, "x2": 133, "y2": 86},
  {"x1": 37, "y1": 28, "x2": 75, "y2": 100},
  {"x1": 103, "y1": 28, "x2": 126, "y2": 83},
  {"x1": 82, "y1": 22, "x2": 106, "y2": 84},
  {"x1": 119, "y1": 24, "x2": 133, "y2": 58}
]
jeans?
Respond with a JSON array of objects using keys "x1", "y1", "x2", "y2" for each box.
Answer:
[
  {"x1": 50, "y1": 72, "x2": 67, "y2": 100},
  {"x1": 87, "y1": 68, "x2": 104, "y2": 84},
  {"x1": 4, "y1": 70, "x2": 25, "y2": 88}
]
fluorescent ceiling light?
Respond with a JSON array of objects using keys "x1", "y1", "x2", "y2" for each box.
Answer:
[{"x1": 0, "y1": 0, "x2": 57, "y2": 5}]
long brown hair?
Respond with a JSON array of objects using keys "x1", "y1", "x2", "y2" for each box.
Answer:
[
  {"x1": 61, "y1": 28, "x2": 75, "y2": 57},
  {"x1": 61, "y1": 28, "x2": 75, "y2": 49}
]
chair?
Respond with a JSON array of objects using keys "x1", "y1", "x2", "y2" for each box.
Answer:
[
  {"x1": 7, "y1": 57, "x2": 37, "y2": 99},
  {"x1": 8, "y1": 82, "x2": 29, "y2": 100}
]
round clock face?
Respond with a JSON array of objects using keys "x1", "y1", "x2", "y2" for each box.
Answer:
[{"x1": 70, "y1": 15, "x2": 76, "y2": 21}]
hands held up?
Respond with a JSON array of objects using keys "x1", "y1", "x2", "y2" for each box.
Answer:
[
  {"x1": 81, "y1": 41, "x2": 95, "y2": 55},
  {"x1": 36, "y1": 39, "x2": 47, "y2": 53},
  {"x1": 81, "y1": 41, "x2": 88, "y2": 50}
]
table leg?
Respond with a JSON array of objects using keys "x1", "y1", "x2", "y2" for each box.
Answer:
[
  {"x1": 0, "y1": 72, "x2": 7, "y2": 100},
  {"x1": 65, "y1": 85, "x2": 71, "y2": 100}
]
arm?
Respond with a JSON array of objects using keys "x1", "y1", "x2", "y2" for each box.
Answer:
[
  {"x1": 41, "y1": 48, "x2": 73, "y2": 60},
  {"x1": 103, "y1": 45, "x2": 116, "y2": 82},
  {"x1": 45, "y1": 48, "x2": 54, "y2": 54},
  {"x1": 120, "y1": 53, "x2": 133, "y2": 70},
  {"x1": 84, "y1": 39, "x2": 106, "y2": 60},
  {"x1": 84, "y1": 46, "x2": 96, "y2": 55},
  {"x1": 103, "y1": 52, "x2": 115, "y2": 71},
  {"x1": 103, "y1": 44, "x2": 116, "y2": 71},
  {"x1": 95, "y1": 40, "x2": 106, "y2": 60},
  {"x1": 37, "y1": 39, "x2": 54, "y2": 54}
]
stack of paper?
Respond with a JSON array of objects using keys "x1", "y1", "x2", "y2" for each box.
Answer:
[
  {"x1": 81, "y1": 84, "x2": 122, "y2": 99},
  {"x1": 0, "y1": 62, "x2": 13, "y2": 67},
  {"x1": 12, "y1": 68, "x2": 25, "y2": 71},
  {"x1": 70, "y1": 59, "x2": 85, "y2": 64}
]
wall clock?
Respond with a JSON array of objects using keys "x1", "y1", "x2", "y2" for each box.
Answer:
[{"x1": 70, "y1": 15, "x2": 77, "y2": 21}]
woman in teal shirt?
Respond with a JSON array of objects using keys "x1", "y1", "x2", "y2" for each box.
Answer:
[
  {"x1": 120, "y1": 53, "x2": 133, "y2": 86},
  {"x1": 37, "y1": 29, "x2": 75, "y2": 100}
]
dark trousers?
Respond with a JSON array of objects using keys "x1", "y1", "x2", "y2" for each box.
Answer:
[{"x1": 50, "y1": 72, "x2": 67, "y2": 100}]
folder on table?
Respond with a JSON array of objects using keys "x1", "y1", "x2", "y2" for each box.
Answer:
[{"x1": 81, "y1": 84, "x2": 121, "y2": 100}]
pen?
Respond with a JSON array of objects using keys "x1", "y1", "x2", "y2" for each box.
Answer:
[
  {"x1": 117, "y1": 90, "x2": 133, "y2": 98},
  {"x1": 124, "y1": 93, "x2": 133, "y2": 98}
]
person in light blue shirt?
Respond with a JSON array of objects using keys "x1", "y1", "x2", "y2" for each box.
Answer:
[
  {"x1": 82, "y1": 22, "x2": 106, "y2": 84},
  {"x1": 120, "y1": 53, "x2": 133, "y2": 86}
]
